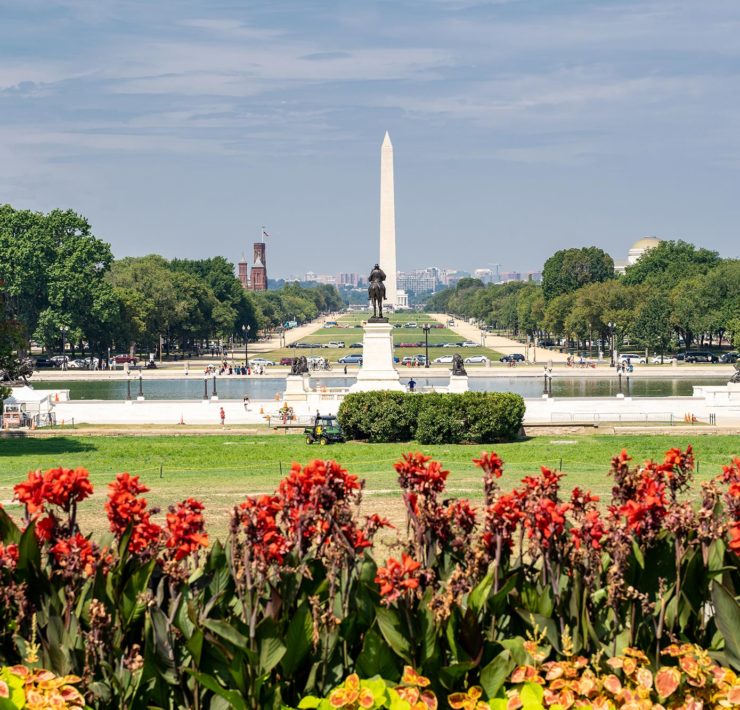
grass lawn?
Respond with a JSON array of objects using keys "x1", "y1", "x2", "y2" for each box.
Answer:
[
  {"x1": 1, "y1": 433, "x2": 737, "y2": 541},
  {"x1": 262, "y1": 311, "x2": 502, "y2": 364}
]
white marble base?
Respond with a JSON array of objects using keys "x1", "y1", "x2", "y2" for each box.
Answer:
[
  {"x1": 284, "y1": 374, "x2": 311, "y2": 401},
  {"x1": 350, "y1": 321, "x2": 404, "y2": 392},
  {"x1": 448, "y1": 374, "x2": 469, "y2": 393}
]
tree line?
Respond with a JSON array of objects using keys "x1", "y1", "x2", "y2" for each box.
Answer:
[
  {"x1": 0, "y1": 205, "x2": 343, "y2": 360},
  {"x1": 427, "y1": 241, "x2": 740, "y2": 353}
]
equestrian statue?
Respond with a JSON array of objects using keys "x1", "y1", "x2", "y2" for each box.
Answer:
[{"x1": 368, "y1": 263, "x2": 387, "y2": 320}]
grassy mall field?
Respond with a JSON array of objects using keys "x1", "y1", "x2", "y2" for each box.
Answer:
[
  {"x1": 260, "y1": 311, "x2": 503, "y2": 365},
  {"x1": 1, "y1": 432, "x2": 737, "y2": 540}
]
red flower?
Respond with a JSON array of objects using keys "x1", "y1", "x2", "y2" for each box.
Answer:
[
  {"x1": 375, "y1": 552, "x2": 422, "y2": 605},
  {"x1": 570, "y1": 509, "x2": 607, "y2": 551},
  {"x1": 0, "y1": 542, "x2": 19, "y2": 569},
  {"x1": 473, "y1": 452, "x2": 504, "y2": 478},
  {"x1": 50, "y1": 533, "x2": 100, "y2": 577},
  {"x1": 35, "y1": 514, "x2": 56, "y2": 543},
  {"x1": 14, "y1": 470, "x2": 46, "y2": 515},
  {"x1": 618, "y1": 472, "x2": 667, "y2": 538},
  {"x1": 41, "y1": 467, "x2": 93, "y2": 511},
  {"x1": 105, "y1": 473, "x2": 162, "y2": 555},
  {"x1": 14, "y1": 467, "x2": 93, "y2": 515},
  {"x1": 483, "y1": 493, "x2": 522, "y2": 552},
  {"x1": 395, "y1": 453, "x2": 449, "y2": 495},
  {"x1": 728, "y1": 522, "x2": 740, "y2": 553},
  {"x1": 525, "y1": 498, "x2": 570, "y2": 547},
  {"x1": 239, "y1": 495, "x2": 288, "y2": 564},
  {"x1": 166, "y1": 498, "x2": 209, "y2": 561},
  {"x1": 570, "y1": 487, "x2": 600, "y2": 514}
]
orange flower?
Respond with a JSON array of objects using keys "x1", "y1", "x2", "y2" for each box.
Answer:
[
  {"x1": 402, "y1": 666, "x2": 431, "y2": 687},
  {"x1": 166, "y1": 498, "x2": 209, "y2": 561},
  {"x1": 374, "y1": 552, "x2": 422, "y2": 605},
  {"x1": 448, "y1": 686, "x2": 490, "y2": 710}
]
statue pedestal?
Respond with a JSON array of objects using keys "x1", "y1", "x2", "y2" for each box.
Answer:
[
  {"x1": 350, "y1": 322, "x2": 404, "y2": 392},
  {"x1": 284, "y1": 374, "x2": 310, "y2": 401},
  {"x1": 448, "y1": 374, "x2": 469, "y2": 393}
]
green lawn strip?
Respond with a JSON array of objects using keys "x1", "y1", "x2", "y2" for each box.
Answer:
[{"x1": 1, "y1": 433, "x2": 735, "y2": 540}]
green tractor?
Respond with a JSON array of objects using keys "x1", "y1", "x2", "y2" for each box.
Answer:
[{"x1": 304, "y1": 414, "x2": 345, "y2": 446}]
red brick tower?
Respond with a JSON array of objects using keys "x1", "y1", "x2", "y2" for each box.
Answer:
[{"x1": 250, "y1": 241, "x2": 267, "y2": 291}]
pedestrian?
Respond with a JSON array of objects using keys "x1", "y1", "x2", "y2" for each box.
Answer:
[
  {"x1": 219, "y1": 407, "x2": 225, "y2": 427},
  {"x1": 408, "y1": 377, "x2": 416, "y2": 392},
  {"x1": 243, "y1": 395, "x2": 250, "y2": 411},
  {"x1": 343, "y1": 365, "x2": 347, "y2": 375}
]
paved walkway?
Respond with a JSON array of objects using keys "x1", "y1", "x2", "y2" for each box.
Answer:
[{"x1": 429, "y1": 313, "x2": 571, "y2": 363}]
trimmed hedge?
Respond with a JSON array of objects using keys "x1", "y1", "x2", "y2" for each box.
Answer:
[{"x1": 337, "y1": 390, "x2": 525, "y2": 444}]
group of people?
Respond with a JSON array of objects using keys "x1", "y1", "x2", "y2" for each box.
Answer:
[{"x1": 201, "y1": 361, "x2": 268, "y2": 376}]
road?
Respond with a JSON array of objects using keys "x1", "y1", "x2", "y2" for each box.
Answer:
[{"x1": 429, "y1": 313, "x2": 571, "y2": 363}]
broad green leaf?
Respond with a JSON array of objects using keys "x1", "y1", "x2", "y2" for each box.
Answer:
[
  {"x1": 281, "y1": 602, "x2": 312, "y2": 676},
  {"x1": 631, "y1": 539, "x2": 645, "y2": 569},
  {"x1": 521, "y1": 681, "x2": 544, "y2": 705},
  {"x1": 202, "y1": 618, "x2": 249, "y2": 648},
  {"x1": 0, "y1": 506, "x2": 21, "y2": 544},
  {"x1": 468, "y1": 569, "x2": 494, "y2": 615},
  {"x1": 480, "y1": 650, "x2": 514, "y2": 698},
  {"x1": 356, "y1": 627, "x2": 399, "y2": 679},
  {"x1": 186, "y1": 670, "x2": 247, "y2": 710},
  {"x1": 257, "y1": 618, "x2": 286, "y2": 674},
  {"x1": 711, "y1": 581, "x2": 740, "y2": 670},
  {"x1": 375, "y1": 607, "x2": 412, "y2": 663}
]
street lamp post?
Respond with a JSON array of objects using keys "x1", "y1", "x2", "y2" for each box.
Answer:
[
  {"x1": 242, "y1": 324, "x2": 251, "y2": 369},
  {"x1": 203, "y1": 376, "x2": 209, "y2": 400},
  {"x1": 422, "y1": 324, "x2": 430, "y2": 368},
  {"x1": 608, "y1": 322, "x2": 615, "y2": 367},
  {"x1": 126, "y1": 375, "x2": 131, "y2": 401},
  {"x1": 60, "y1": 326, "x2": 69, "y2": 370}
]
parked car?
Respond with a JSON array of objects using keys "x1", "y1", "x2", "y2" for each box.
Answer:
[
  {"x1": 720, "y1": 352, "x2": 739, "y2": 363},
  {"x1": 461, "y1": 341, "x2": 478, "y2": 347},
  {"x1": 349, "y1": 343, "x2": 363, "y2": 349},
  {"x1": 443, "y1": 342, "x2": 463, "y2": 348},
  {"x1": 500, "y1": 353, "x2": 525, "y2": 363},
  {"x1": 401, "y1": 355, "x2": 426, "y2": 366},
  {"x1": 327, "y1": 341, "x2": 345, "y2": 348},
  {"x1": 618, "y1": 353, "x2": 647, "y2": 364},
  {"x1": 280, "y1": 357, "x2": 295, "y2": 366},
  {"x1": 250, "y1": 358, "x2": 275, "y2": 366},
  {"x1": 432, "y1": 355, "x2": 454, "y2": 364},
  {"x1": 338, "y1": 354, "x2": 363, "y2": 364},
  {"x1": 650, "y1": 356, "x2": 676, "y2": 364},
  {"x1": 32, "y1": 357, "x2": 57, "y2": 369},
  {"x1": 464, "y1": 355, "x2": 489, "y2": 364},
  {"x1": 405, "y1": 322, "x2": 418, "y2": 328},
  {"x1": 112, "y1": 354, "x2": 137, "y2": 364},
  {"x1": 684, "y1": 351, "x2": 719, "y2": 363},
  {"x1": 50, "y1": 355, "x2": 69, "y2": 366}
]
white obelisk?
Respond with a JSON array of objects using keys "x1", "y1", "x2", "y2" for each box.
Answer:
[{"x1": 379, "y1": 131, "x2": 397, "y2": 308}]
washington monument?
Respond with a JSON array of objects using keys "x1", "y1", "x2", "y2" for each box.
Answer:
[{"x1": 379, "y1": 131, "x2": 398, "y2": 308}]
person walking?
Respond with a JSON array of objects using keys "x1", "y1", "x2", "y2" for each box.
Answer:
[
  {"x1": 219, "y1": 407, "x2": 225, "y2": 427},
  {"x1": 408, "y1": 377, "x2": 416, "y2": 392}
]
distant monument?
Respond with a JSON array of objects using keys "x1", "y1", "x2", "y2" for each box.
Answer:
[{"x1": 379, "y1": 133, "x2": 408, "y2": 310}]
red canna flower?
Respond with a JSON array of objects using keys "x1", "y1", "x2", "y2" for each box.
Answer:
[
  {"x1": 525, "y1": 498, "x2": 571, "y2": 548},
  {"x1": 570, "y1": 509, "x2": 607, "y2": 551},
  {"x1": 395, "y1": 453, "x2": 449, "y2": 495},
  {"x1": 482, "y1": 493, "x2": 522, "y2": 552},
  {"x1": 375, "y1": 552, "x2": 422, "y2": 605},
  {"x1": 50, "y1": 532, "x2": 102, "y2": 577},
  {"x1": 14, "y1": 470, "x2": 46, "y2": 515},
  {"x1": 0, "y1": 542, "x2": 19, "y2": 569},
  {"x1": 105, "y1": 473, "x2": 162, "y2": 555},
  {"x1": 618, "y1": 472, "x2": 667, "y2": 539},
  {"x1": 166, "y1": 498, "x2": 209, "y2": 561},
  {"x1": 239, "y1": 494, "x2": 288, "y2": 565},
  {"x1": 41, "y1": 467, "x2": 93, "y2": 511}
]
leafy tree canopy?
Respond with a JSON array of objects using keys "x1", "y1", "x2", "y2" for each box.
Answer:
[
  {"x1": 542, "y1": 247, "x2": 614, "y2": 301},
  {"x1": 622, "y1": 240, "x2": 720, "y2": 287}
]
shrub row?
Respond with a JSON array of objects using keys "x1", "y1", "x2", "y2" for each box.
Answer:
[{"x1": 337, "y1": 391, "x2": 525, "y2": 444}]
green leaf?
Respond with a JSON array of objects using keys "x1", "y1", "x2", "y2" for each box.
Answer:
[
  {"x1": 296, "y1": 698, "x2": 321, "y2": 709},
  {"x1": 631, "y1": 539, "x2": 645, "y2": 569},
  {"x1": 0, "y1": 506, "x2": 21, "y2": 544},
  {"x1": 711, "y1": 581, "x2": 740, "y2": 670},
  {"x1": 120, "y1": 558, "x2": 156, "y2": 627},
  {"x1": 258, "y1": 619, "x2": 287, "y2": 674},
  {"x1": 186, "y1": 670, "x2": 247, "y2": 710},
  {"x1": 375, "y1": 607, "x2": 412, "y2": 663},
  {"x1": 468, "y1": 569, "x2": 494, "y2": 615},
  {"x1": 202, "y1": 618, "x2": 249, "y2": 649},
  {"x1": 281, "y1": 602, "x2": 312, "y2": 676},
  {"x1": 521, "y1": 682, "x2": 544, "y2": 705},
  {"x1": 356, "y1": 627, "x2": 399, "y2": 679},
  {"x1": 480, "y1": 650, "x2": 514, "y2": 698}
]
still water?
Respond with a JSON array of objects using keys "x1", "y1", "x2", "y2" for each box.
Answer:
[{"x1": 32, "y1": 376, "x2": 728, "y2": 401}]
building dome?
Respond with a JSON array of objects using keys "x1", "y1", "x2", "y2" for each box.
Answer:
[
  {"x1": 630, "y1": 236, "x2": 662, "y2": 251},
  {"x1": 626, "y1": 236, "x2": 662, "y2": 266}
]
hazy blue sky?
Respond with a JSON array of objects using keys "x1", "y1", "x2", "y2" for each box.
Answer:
[{"x1": 1, "y1": 0, "x2": 738, "y2": 276}]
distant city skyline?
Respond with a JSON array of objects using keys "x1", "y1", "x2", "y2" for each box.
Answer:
[{"x1": 2, "y1": 1, "x2": 739, "y2": 272}]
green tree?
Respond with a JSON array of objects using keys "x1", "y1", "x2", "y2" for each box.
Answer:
[
  {"x1": 542, "y1": 247, "x2": 614, "y2": 302},
  {"x1": 622, "y1": 240, "x2": 720, "y2": 288},
  {"x1": 632, "y1": 292, "x2": 674, "y2": 359}
]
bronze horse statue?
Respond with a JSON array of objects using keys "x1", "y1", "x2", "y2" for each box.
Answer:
[{"x1": 368, "y1": 263, "x2": 387, "y2": 319}]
